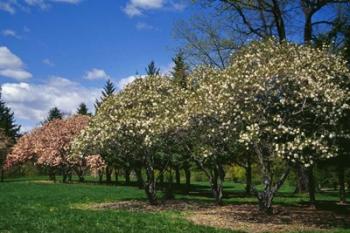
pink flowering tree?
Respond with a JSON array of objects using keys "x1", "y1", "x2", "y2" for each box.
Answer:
[
  {"x1": 6, "y1": 115, "x2": 91, "y2": 182},
  {"x1": 86, "y1": 155, "x2": 106, "y2": 183}
]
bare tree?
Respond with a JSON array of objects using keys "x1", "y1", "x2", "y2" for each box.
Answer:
[
  {"x1": 175, "y1": 0, "x2": 350, "y2": 68},
  {"x1": 173, "y1": 13, "x2": 239, "y2": 69}
]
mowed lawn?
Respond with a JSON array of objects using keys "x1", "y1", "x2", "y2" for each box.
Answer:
[{"x1": 0, "y1": 177, "x2": 349, "y2": 233}]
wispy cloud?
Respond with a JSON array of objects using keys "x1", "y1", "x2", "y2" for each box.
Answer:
[
  {"x1": 0, "y1": 46, "x2": 32, "y2": 81},
  {"x1": 42, "y1": 58, "x2": 55, "y2": 66},
  {"x1": 51, "y1": 0, "x2": 81, "y2": 4},
  {"x1": 0, "y1": 0, "x2": 82, "y2": 14},
  {"x1": 136, "y1": 22, "x2": 156, "y2": 31},
  {"x1": 2, "y1": 29, "x2": 20, "y2": 39},
  {"x1": 84, "y1": 68, "x2": 111, "y2": 81},
  {"x1": 0, "y1": 2, "x2": 16, "y2": 14},
  {"x1": 123, "y1": 0, "x2": 186, "y2": 17},
  {"x1": 1, "y1": 76, "x2": 100, "y2": 131}
]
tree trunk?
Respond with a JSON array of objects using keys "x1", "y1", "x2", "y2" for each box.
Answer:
[
  {"x1": 145, "y1": 165, "x2": 157, "y2": 205},
  {"x1": 159, "y1": 172, "x2": 164, "y2": 187},
  {"x1": 125, "y1": 167, "x2": 131, "y2": 185},
  {"x1": 338, "y1": 162, "x2": 346, "y2": 204},
  {"x1": 304, "y1": 13, "x2": 313, "y2": 44},
  {"x1": 210, "y1": 165, "x2": 224, "y2": 205},
  {"x1": 295, "y1": 163, "x2": 309, "y2": 193},
  {"x1": 68, "y1": 171, "x2": 72, "y2": 183},
  {"x1": 254, "y1": 144, "x2": 291, "y2": 214},
  {"x1": 106, "y1": 166, "x2": 112, "y2": 183},
  {"x1": 79, "y1": 176, "x2": 84, "y2": 182},
  {"x1": 184, "y1": 166, "x2": 191, "y2": 194},
  {"x1": 256, "y1": 165, "x2": 291, "y2": 215},
  {"x1": 115, "y1": 168, "x2": 119, "y2": 186},
  {"x1": 135, "y1": 168, "x2": 144, "y2": 189},
  {"x1": 257, "y1": 190, "x2": 274, "y2": 214},
  {"x1": 63, "y1": 173, "x2": 68, "y2": 183},
  {"x1": 98, "y1": 171, "x2": 103, "y2": 184},
  {"x1": 75, "y1": 168, "x2": 85, "y2": 183},
  {"x1": 307, "y1": 166, "x2": 316, "y2": 206},
  {"x1": 165, "y1": 171, "x2": 175, "y2": 200},
  {"x1": 49, "y1": 169, "x2": 56, "y2": 183},
  {"x1": 0, "y1": 168, "x2": 4, "y2": 182},
  {"x1": 245, "y1": 157, "x2": 252, "y2": 195},
  {"x1": 271, "y1": 0, "x2": 286, "y2": 42},
  {"x1": 62, "y1": 166, "x2": 68, "y2": 183},
  {"x1": 175, "y1": 166, "x2": 181, "y2": 185}
]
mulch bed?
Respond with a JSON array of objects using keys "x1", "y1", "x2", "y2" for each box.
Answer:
[{"x1": 94, "y1": 200, "x2": 350, "y2": 233}]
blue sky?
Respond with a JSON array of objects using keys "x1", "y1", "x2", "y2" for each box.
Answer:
[{"x1": 0, "y1": 0, "x2": 192, "y2": 131}]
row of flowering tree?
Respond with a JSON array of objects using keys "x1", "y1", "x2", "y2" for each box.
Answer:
[
  {"x1": 5, "y1": 115, "x2": 106, "y2": 182},
  {"x1": 71, "y1": 39, "x2": 350, "y2": 213}
]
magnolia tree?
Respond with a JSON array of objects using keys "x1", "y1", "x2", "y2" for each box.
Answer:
[
  {"x1": 0, "y1": 130, "x2": 12, "y2": 182},
  {"x1": 6, "y1": 115, "x2": 91, "y2": 182},
  {"x1": 72, "y1": 75, "x2": 187, "y2": 204},
  {"x1": 191, "y1": 39, "x2": 350, "y2": 213},
  {"x1": 5, "y1": 129, "x2": 39, "y2": 170},
  {"x1": 86, "y1": 155, "x2": 106, "y2": 183},
  {"x1": 181, "y1": 66, "x2": 248, "y2": 204}
]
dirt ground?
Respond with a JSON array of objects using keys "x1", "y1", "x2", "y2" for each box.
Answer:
[{"x1": 95, "y1": 200, "x2": 350, "y2": 233}]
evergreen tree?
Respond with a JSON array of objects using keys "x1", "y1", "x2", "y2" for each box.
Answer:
[
  {"x1": 171, "y1": 52, "x2": 188, "y2": 88},
  {"x1": 95, "y1": 79, "x2": 116, "y2": 110},
  {"x1": 44, "y1": 107, "x2": 63, "y2": 124},
  {"x1": 145, "y1": 61, "x2": 160, "y2": 76},
  {"x1": 0, "y1": 89, "x2": 20, "y2": 140},
  {"x1": 76, "y1": 103, "x2": 91, "y2": 116}
]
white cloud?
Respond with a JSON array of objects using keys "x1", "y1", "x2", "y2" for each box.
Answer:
[
  {"x1": 116, "y1": 75, "x2": 146, "y2": 90},
  {"x1": 84, "y1": 68, "x2": 111, "y2": 80},
  {"x1": 51, "y1": 0, "x2": 81, "y2": 4},
  {"x1": 160, "y1": 62, "x2": 174, "y2": 75},
  {"x1": 123, "y1": 0, "x2": 164, "y2": 17},
  {"x1": 0, "y1": 69, "x2": 32, "y2": 80},
  {"x1": 1, "y1": 76, "x2": 100, "y2": 130},
  {"x1": 0, "y1": 0, "x2": 81, "y2": 14},
  {"x1": 0, "y1": 46, "x2": 32, "y2": 81},
  {"x1": 25, "y1": 0, "x2": 49, "y2": 9},
  {"x1": 136, "y1": 22, "x2": 156, "y2": 31},
  {"x1": 0, "y1": 2, "x2": 16, "y2": 14},
  {"x1": 170, "y1": 2, "x2": 186, "y2": 11},
  {"x1": 42, "y1": 58, "x2": 54, "y2": 66},
  {"x1": 2, "y1": 29, "x2": 19, "y2": 38},
  {"x1": 123, "y1": 0, "x2": 186, "y2": 17}
]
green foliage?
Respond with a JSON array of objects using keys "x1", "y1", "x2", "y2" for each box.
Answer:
[
  {"x1": 76, "y1": 103, "x2": 91, "y2": 116},
  {"x1": 95, "y1": 79, "x2": 116, "y2": 110},
  {"x1": 0, "y1": 90, "x2": 21, "y2": 140},
  {"x1": 145, "y1": 61, "x2": 160, "y2": 76},
  {"x1": 227, "y1": 165, "x2": 245, "y2": 183},
  {"x1": 44, "y1": 107, "x2": 64, "y2": 123},
  {"x1": 171, "y1": 52, "x2": 188, "y2": 88}
]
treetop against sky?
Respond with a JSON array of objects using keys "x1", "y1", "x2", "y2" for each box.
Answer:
[
  {"x1": 0, "y1": 0, "x2": 190, "y2": 131},
  {"x1": 0, "y1": 0, "x2": 346, "y2": 131}
]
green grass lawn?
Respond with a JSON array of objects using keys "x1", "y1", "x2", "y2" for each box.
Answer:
[{"x1": 0, "y1": 177, "x2": 349, "y2": 233}]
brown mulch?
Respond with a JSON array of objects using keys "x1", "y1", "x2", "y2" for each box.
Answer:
[{"x1": 94, "y1": 200, "x2": 350, "y2": 233}]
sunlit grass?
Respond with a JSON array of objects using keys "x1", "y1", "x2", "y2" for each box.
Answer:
[{"x1": 0, "y1": 177, "x2": 349, "y2": 233}]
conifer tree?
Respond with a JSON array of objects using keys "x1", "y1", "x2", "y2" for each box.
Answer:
[
  {"x1": 94, "y1": 79, "x2": 116, "y2": 182},
  {"x1": 76, "y1": 103, "x2": 91, "y2": 116},
  {"x1": 43, "y1": 107, "x2": 63, "y2": 124},
  {"x1": 0, "y1": 89, "x2": 20, "y2": 140},
  {"x1": 95, "y1": 79, "x2": 116, "y2": 110},
  {"x1": 171, "y1": 52, "x2": 188, "y2": 88},
  {"x1": 145, "y1": 61, "x2": 160, "y2": 76}
]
